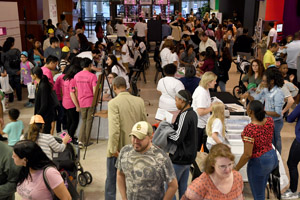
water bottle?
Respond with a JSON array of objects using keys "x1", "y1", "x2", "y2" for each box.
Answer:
[{"x1": 237, "y1": 55, "x2": 240, "y2": 63}]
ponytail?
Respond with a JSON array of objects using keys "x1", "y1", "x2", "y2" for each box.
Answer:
[
  {"x1": 25, "y1": 123, "x2": 43, "y2": 142},
  {"x1": 249, "y1": 100, "x2": 265, "y2": 122}
]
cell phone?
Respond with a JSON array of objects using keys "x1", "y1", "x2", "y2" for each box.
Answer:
[{"x1": 60, "y1": 132, "x2": 72, "y2": 143}]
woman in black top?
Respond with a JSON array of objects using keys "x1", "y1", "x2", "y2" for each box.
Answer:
[
  {"x1": 168, "y1": 90, "x2": 198, "y2": 199},
  {"x1": 31, "y1": 67, "x2": 54, "y2": 134},
  {"x1": 217, "y1": 47, "x2": 232, "y2": 92},
  {"x1": 1, "y1": 37, "x2": 21, "y2": 102}
]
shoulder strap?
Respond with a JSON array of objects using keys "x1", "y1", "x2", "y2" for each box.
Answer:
[
  {"x1": 43, "y1": 166, "x2": 57, "y2": 199},
  {"x1": 162, "y1": 79, "x2": 175, "y2": 99},
  {"x1": 26, "y1": 61, "x2": 31, "y2": 71}
]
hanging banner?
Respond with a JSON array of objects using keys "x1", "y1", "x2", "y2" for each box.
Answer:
[
  {"x1": 124, "y1": 0, "x2": 136, "y2": 4},
  {"x1": 155, "y1": 0, "x2": 167, "y2": 5},
  {"x1": 140, "y1": 0, "x2": 152, "y2": 5}
]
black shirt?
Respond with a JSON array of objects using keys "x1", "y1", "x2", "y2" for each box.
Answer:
[
  {"x1": 169, "y1": 108, "x2": 198, "y2": 165},
  {"x1": 235, "y1": 35, "x2": 254, "y2": 53}
]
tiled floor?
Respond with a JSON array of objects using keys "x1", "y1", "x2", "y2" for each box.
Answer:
[{"x1": 10, "y1": 40, "x2": 299, "y2": 199}]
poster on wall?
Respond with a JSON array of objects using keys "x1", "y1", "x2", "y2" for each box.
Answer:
[
  {"x1": 49, "y1": 0, "x2": 58, "y2": 25},
  {"x1": 140, "y1": 0, "x2": 152, "y2": 5},
  {"x1": 124, "y1": 0, "x2": 136, "y2": 4},
  {"x1": 155, "y1": 0, "x2": 167, "y2": 5}
]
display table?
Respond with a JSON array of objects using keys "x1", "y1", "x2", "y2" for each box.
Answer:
[
  {"x1": 107, "y1": 35, "x2": 133, "y2": 42},
  {"x1": 210, "y1": 92, "x2": 245, "y2": 115},
  {"x1": 226, "y1": 116, "x2": 250, "y2": 182}
]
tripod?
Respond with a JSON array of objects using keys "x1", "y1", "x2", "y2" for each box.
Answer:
[{"x1": 83, "y1": 66, "x2": 114, "y2": 160}]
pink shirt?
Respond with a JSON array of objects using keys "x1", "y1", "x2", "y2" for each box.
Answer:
[
  {"x1": 42, "y1": 66, "x2": 54, "y2": 86},
  {"x1": 74, "y1": 70, "x2": 97, "y2": 108},
  {"x1": 17, "y1": 167, "x2": 63, "y2": 200},
  {"x1": 62, "y1": 78, "x2": 76, "y2": 109},
  {"x1": 54, "y1": 74, "x2": 64, "y2": 101}
]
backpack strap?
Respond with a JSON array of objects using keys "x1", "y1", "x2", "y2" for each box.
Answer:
[
  {"x1": 25, "y1": 61, "x2": 31, "y2": 71},
  {"x1": 43, "y1": 166, "x2": 57, "y2": 199}
]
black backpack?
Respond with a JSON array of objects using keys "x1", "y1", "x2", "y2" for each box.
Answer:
[
  {"x1": 8, "y1": 53, "x2": 20, "y2": 70},
  {"x1": 212, "y1": 61, "x2": 225, "y2": 78}
]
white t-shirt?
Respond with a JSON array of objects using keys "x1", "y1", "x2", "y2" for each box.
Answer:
[
  {"x1": 267, "y1": 28, "x2": 277, "y2": 46},
  {"x1": 192, "y1": 86, "x2": 211, "y2": 128},
  {"x1": 286, "y1": 40, "x2": 300, "y2": 70},
  {"x1": 134, "y1": 22, "x2": 147, "y2": 37},
  {"x1": 206, "y1": 118, "x2": 226, "y2": 150},
  {"x1": 139, "y1": 42, "x2": 146, "y2": 54},
  {"x1": 199, "y1": 38, "x2": 217, "y2": 53},
  {"x1": 160, "y1": 48, "x2": 173, "y2": 68},
  {"x1": 111, "y1": 65, "x2": 130, "y2": 89},
  {"x1": 157, "y1": 76, "x2": 185, "y2": 111},
  {"x1": 121, "y1": 44, "x2": 134, "y2": 63},
  {"x1": 116, "y1": 24, "x2": 127, "y2": 37}
]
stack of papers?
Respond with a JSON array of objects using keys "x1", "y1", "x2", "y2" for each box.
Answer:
[
  {"x1": 225, "y1": 104, "x2": 245, "y2": 112},
  {"x1": 155, "y1": 108, "x2": 174, "y2": 124}
]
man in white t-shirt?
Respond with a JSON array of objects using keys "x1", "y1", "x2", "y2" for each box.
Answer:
[
  {"x1": 115, "y1": 20, "x2": 128, "y2": 37},
  {"x1": 134, "y1": 17, "x2": 147, "y2": 42},
  {"x1": 267, "y1": 22, "x2": 277, "y2": 48},
  {"x1": 286, "y1": 31, "x2": 300, "y2": 82},
  {"x1": 199, "y1": 32, "x2": 217, "y2": 56},
  {"x1": 120, "y1": 37, "x2": 134, "y2": 72}
]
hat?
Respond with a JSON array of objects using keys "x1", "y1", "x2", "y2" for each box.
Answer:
[
  {"x1": 129, "y1": 121, "x2": 153, "y2": 140},
  {"x1": 48, "y1": 28, "x2": 54, "y2": 34},
  {"x1": 29, "y1": 115, "x2": 45, "y2": 124},
  {"x1": 21, "y1": 51, "x2": 28, "y2": 57},
  {"x1": 62, "y1": 46, "x2": 70, "y2": 52},
  {"x1": 167, "y1": 36, "x2": 174, "y2": 40}
]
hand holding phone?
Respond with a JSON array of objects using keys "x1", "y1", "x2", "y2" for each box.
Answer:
[{"x1": 60, "y1": 132, "x2": 72, "y2": 144}]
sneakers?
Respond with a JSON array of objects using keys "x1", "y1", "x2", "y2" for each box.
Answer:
[
  {"x1": 282, "y1": 189, "x2": 299, "y2": 199},
  {"x1": 25, "y1": 103, "x2": 34, "y2": 108},
  {"x1": 78, "y1": 142, "x2": 84, "y2": 149},
  {"x1": 24, "y1": 102, "x2": 34, "y2": 108},
  {"x1": 0, "y1": 135, "x2": 7, "y2": 141}
]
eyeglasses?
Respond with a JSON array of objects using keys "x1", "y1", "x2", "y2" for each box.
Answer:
[
  {"x1": 107, "y1": 76, "x2": 114, "y2": 79},
  {"x1": 217, "y1": 162, "x2": 235, "y2": 171}
]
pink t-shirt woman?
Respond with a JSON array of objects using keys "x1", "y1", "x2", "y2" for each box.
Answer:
[
  {"x1": 74, "y1": 70, "x2": 97, "y2": 108},
  {"x1": 17, "y1": 167, "x2": 63, "y2": 200},
  {"x1": 62, "y1": 78, "x2": 76, "y2": 109}
]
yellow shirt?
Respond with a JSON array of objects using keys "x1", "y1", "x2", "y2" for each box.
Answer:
[{"x1": 263, "y1": 50, "x2": 276, "y2": 69}]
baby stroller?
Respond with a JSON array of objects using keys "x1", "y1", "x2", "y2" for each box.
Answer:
[
  {"x1": 53, "y1": 138, "x2": 93, "y2": 199},
  {"x1": 232, "y1": 59, "x2": 250, "y2": 99}
]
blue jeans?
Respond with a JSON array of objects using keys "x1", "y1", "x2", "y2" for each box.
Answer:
[
  {"x1": 247, "y1": 149, "x2": 278, "y2": 200},
  {"x1": 105, "y1": 157, "x2": 117, "y2": 200},
  {"x1": 272, "y1": 118, "x2": 283, "y2": 154},
  {"x1": 172, "y1": 164, "x2": 190, "y2": 200},
  {"x1": 218, "y1": 81, "x2": 226, "y2": 92}
]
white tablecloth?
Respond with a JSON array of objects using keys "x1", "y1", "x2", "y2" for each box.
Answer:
[{"x1": 107, "y1": 35, "x2": 133, "y2": 42}]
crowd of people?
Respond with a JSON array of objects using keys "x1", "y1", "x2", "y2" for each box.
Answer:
[{"x1": 0, "y1": 8, "x2": 299, "y2": 200}]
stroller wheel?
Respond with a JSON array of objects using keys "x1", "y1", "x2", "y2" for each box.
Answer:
[
  {"x1": 78, "y1": 173, "x2": 87, "y2": 186},
  {"x1": 233, "y1": 86, "x2": 243, "y2": 100},
  {"x1": 84, "y1": 171, "x2": 93, "y2": 184}
]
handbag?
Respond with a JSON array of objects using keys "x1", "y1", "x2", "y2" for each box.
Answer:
[
  {"x1": 0, "y1": 75, "x2": 13, "y2": 94},
  {"x1": 27, "y1": 83, "x2": 36, "y2": 99}
]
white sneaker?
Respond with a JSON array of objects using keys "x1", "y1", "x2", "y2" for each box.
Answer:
[
  {"x1": 78, "y1": 142, "x2": 84, "y2": 149},
  {"x1": 282, "y1": 189, "x2": 299, "y2": 199}
]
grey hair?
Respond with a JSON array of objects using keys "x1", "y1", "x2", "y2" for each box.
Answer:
[{"x1": 112, "y1": 76, "x2": 126, "y2": 88}]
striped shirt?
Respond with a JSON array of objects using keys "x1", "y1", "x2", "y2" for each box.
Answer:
[
  {"x1": 37, "y1": 133, "x2": 66, "y2": 160},
  {"x1": 21, "y1": 133, "x2": 66, "y2": 160}
]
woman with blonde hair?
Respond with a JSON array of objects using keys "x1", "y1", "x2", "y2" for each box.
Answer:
[
  {"x1": 206, "y1": 102, "x2": 229, "y2": 150},
  {"x1": 192, "y1": 72, "x2": 217, "y2": 152},
  {"x1": 182, "y1": 143, "x2": 244, "y2": 200}
]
